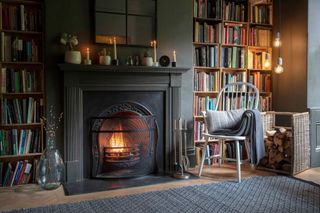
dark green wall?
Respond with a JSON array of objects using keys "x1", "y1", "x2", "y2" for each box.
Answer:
[
  {"x1": 45, "y1": 0, "x2": 193, "y2": 152},
  {"x1": 308, "y1": 0, "x2": 320, "y2": 108},
  {"x1": 308, "y1": 0, "x2": 320, "y2": 167},
  {"x1": 272, "y1": 0, "x2": 308, "y2": 112}
]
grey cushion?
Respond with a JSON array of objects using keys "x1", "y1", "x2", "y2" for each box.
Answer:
[{"x1": 205, "y1": 109, "x2": 245, "y2": 133}]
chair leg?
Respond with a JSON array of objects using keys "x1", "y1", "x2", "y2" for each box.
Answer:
[
  {"x1": 198, "y1": 137, "x2": 208, "y2": 177},
  {"x1": 218, "y1": 140, "x2": 222, "y2": 167},
  {"x1": 235, "y1": 140, "x2": 241, "y2": 183}
]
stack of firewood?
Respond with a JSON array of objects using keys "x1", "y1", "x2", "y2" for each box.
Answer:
[{"x1": 259, "y1": 128, "x2": 293, "y2": 172}]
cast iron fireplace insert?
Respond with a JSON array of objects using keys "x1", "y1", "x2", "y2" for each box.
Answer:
[{"x1": 90, "y1": 103, "x2": 158, "y2": 178}]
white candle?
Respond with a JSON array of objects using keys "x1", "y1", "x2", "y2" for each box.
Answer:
[
  {"x1": 153, "y1": 40, "x2": 157, "y2": 62},
  {"x1": 173, "y1": 50, "x2": 176, "y2": 62},
  {"x1": 113, "y1": 37, "x2": 117, "y2": 60},
  {"x1": 86, "y1": 48, "x2": 90, "y2": 60}
]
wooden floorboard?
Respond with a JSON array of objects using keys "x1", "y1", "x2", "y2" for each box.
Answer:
[{"x1": 0, "y1": 164, "x2": 318, "y2": 212}]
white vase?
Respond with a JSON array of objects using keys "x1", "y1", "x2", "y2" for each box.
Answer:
[
  {"x1": 143, "y1": 57, "x2": 153, "y2": 66},
  {"x1": 99, "y1": 55, "x2": 111, "y2": 65},
  {"x1": 65, "y1": 51, "x2": 81, "y2": 64}
]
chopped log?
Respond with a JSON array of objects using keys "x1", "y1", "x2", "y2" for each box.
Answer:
[
  {"x1": 260, "y1": 157, "x2": 268, "y2": 166},
  {"x1": 282, "y1": 163, "x2": 291, "y2": 172},
  {"x1": 265, "y1": 140, "x2": 274, "y2": 150},
  {"x1": 283, "y1": 139, "x2": 291, "y2": 149},
  {"x1": 274, "y1": 136, "x2": 282, "y2": 146},
  {"x1": 274, "y1": 153, "x2": 283, "y2": 163},
  {"x1": 278, "y1": 146, "x2": 284, "y2": 153}
]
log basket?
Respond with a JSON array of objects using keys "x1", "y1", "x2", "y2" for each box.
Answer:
[{"x1": 260, "y1": 111, "x2": 310, "y2": 175}]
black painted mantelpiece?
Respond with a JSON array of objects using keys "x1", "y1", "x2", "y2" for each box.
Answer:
[{"x1": 59, "y1": 64, "x2": 189, "y2": 183}]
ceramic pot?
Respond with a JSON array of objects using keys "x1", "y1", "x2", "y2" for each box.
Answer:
[
  {"x1": 65, "y1": 51, "x2": 81, "y2": 64},
  {"x1": 99, "y1": 55, "x2": 111, "y2": 65},
  {"x1": 143, "y1": 57, "x2": 153, "y2": 66}
]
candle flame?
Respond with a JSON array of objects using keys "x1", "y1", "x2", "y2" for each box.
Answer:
[{"x1": 151, "y1": 40, "x2": 157, "y2": 47}]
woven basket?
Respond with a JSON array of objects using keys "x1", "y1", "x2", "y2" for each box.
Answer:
[{"x1": 260, "y1": 111, "x2": 310, "y2": 175}]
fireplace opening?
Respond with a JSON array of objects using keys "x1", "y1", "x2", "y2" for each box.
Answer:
[{"x1": 90, "y1": 103, "x2": 158, "y2": 178}]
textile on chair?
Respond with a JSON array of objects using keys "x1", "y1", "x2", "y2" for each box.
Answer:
[{"x1": 205, "y1": 109, "x2": 264, "y2": 165}]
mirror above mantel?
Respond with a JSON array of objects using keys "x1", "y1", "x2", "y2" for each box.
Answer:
[{"x1": 94, "y1": 0, "x2": 156, "y2": 47}]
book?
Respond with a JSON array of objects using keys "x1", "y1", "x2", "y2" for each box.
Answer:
[
  {"x1": 20, "y1": 5, "x2": 25, "y2": 31},
  {"x1": 27, "y1": 97, "x2": 34, "y2": 123},
  {"x1": 13, "y1": 160, "x2": 25, "y2": 185},
  {"x1": 18, "y1": 129, "x2": 25, "y2": 154},
  {"x1": 21, "y1": 162, "x2": 32, "y2": 184},
  {"x1": 12, "y1": 129, "x2": 18, "y2": 155},
  {"x1": 10, "y1": 161, "x2": 21, "y2": 186},
  {"x1": 17, "y1": 160, "x2": 28, "y2": 185},
  {"x1": 1, "y1": 68, "x2": 6, "y2": 93},
  {"x1": 3, "y1": 162, "x2": 12, "y2": 186},
  {"x1": 24, "y1": 130, "x2": 32, "y2": 153},
  {"x1": 0, "y1": 161, "x2": 3, "y2": 186}
]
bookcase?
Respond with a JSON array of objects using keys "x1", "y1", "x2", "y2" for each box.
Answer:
[
  {"x1": 193, "y1": 0, "x2": 273, "y2": 163},
  {"x1": 0, "y1": 0, "x2": 44, "y2": 187}
]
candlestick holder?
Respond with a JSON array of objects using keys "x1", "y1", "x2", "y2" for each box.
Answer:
[
  {"x1": 172, "y1": 62, "x2": 176, "y2": 67},
  {"x1": 153, "y1": 61, "x2": 159, "y2": 67},
  {"x1": 112, "y1": 59, "x2": 119, "y2": 66},
  {"x1": 84, "y1": 59, "x2": 92, "y2": 65}
]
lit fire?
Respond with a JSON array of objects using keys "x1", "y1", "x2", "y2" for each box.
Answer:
[
  {"x1": 109, "y1": 131, "x2": 125, "y2": 153},
  {"x1": 103, "y1": 122, "x2": 141, "y2": 164}
]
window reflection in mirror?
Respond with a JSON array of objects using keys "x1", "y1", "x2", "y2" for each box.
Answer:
[{"x1": 95, "y1": 0, "x2": 156, "y2": 46}]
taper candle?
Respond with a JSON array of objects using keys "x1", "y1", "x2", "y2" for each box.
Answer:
[
  {"x1": 173, "y1": 50, "x2": 176, "y2": 62},
  {"x1": 113, "y1": 37, "x2": 117, "y2": 60},
  {"x1": 86, "y1": 48, "x2": 90, "y2": 60},
  {"x1": 153, "y1": 40, "x2": 157, "y2": 62}
]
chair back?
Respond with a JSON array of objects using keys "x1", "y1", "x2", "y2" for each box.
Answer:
[{"x1": 215, "y1": 82, "x2": 259, "y2": 111}]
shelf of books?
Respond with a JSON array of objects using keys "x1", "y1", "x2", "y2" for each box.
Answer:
[
  {"x1": 193, "y1": 0, "x2": 273, "y2": 166},
  {"x1": 0, "y1": 0, "x2": 44, "y2": 187}
]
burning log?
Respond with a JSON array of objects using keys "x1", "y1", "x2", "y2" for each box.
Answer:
[{"x1": 104, "y1": 146, "x2": 141, "y2": 163}]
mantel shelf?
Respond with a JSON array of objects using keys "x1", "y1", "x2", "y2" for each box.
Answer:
[{"x1": 58, "y1": 64, "x2": 190, "y2": 74}]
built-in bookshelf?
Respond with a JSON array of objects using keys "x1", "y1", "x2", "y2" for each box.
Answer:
[
  {"x1": 193, "y1": 0, "x2": 273, "y2": 154},
  {"x1": 0, "y1": 0, "x2": 44, "y2": 187}
]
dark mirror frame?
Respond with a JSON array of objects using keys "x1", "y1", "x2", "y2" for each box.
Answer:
[{"x1": 94, "y1": 0, "x2": 157, "y2": 47}]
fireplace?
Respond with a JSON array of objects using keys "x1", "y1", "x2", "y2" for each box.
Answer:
[
  {"x1": 90, "y1": 102, "x2": 157, "y2": 178},
  {"x1": 60, "y1": 64, "x2": 189, "y2": 183}
]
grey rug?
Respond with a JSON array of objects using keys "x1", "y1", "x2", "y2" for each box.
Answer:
[{"x1": 5, "y1": 176, "x2": 320, "y2": 213}]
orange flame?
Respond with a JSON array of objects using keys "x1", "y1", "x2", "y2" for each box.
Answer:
[{"x1": 109, "y1": 124, "x2": 125, "y2": 153}]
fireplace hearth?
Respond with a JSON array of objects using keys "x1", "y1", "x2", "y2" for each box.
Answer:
[{"x1": 60, "y1": 64, "x2": 189, "y2": 183}]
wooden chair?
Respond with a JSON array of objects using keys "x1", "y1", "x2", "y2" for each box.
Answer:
[{"x1": 198, "y1": 82, "x2": 260, "y2": 183}]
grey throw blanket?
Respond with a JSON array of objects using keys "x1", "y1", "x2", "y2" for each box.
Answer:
[{"x1": 206, "y1": 109, "x2": 265, "y2": 165}]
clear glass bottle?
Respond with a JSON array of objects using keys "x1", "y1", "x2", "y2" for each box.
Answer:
[{"x1": 37, "y1": 134, "x2": 65, "y2": 190}]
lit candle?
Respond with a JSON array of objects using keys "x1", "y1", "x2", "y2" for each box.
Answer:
[
  {"x1": 173, "y1": 50, "x2": 176, "y2": 62},
  {"x1": 113, "y1": 37, "x2": 117, "y2": 60},
  {"x1": 153, "y1": 40, "x2": 157, "y2": 62},
  {"x1": 86, "y1": 48, "x2": 90, "y2": 60}
]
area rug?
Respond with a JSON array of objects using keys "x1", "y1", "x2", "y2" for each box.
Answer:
[{"x1": 5, "y1": 176, "x2": 320, "y2": 213}]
